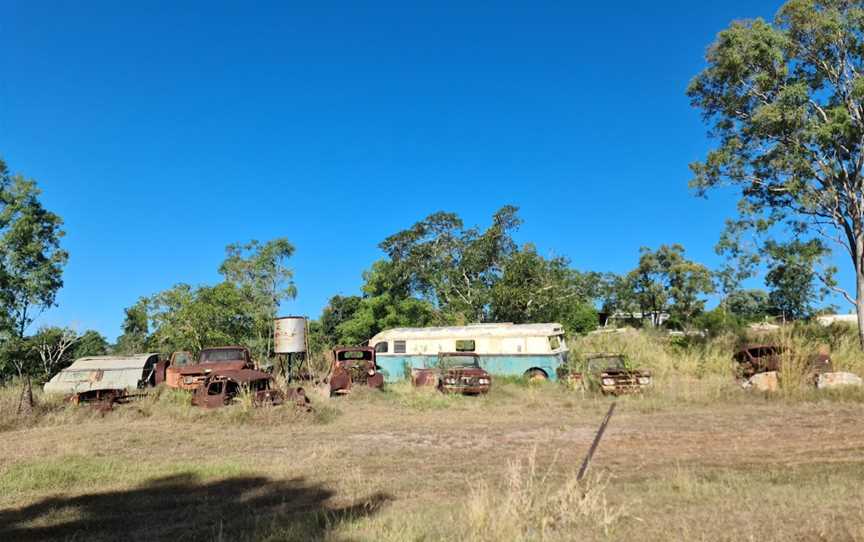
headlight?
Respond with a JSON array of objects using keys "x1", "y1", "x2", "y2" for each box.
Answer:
[
  {"x1": 478, "y1": 378, "x2": 489, "y2": 384},
  {"x1": 638, "y1": 377, "x2": 651, "y2": 385},
  {"x1": 444, "y1": 378, "x2": 456, "y2": 384},
  {"x1": 602, "y1": 378, "x2": 615, "y2": 386}
]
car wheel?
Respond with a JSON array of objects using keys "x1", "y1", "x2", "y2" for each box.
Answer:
[{"x1": 525, "y1": 369, "x2": 548, "y2": 382}]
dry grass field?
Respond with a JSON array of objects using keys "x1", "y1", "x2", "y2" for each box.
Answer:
[{"x1": 2, "y1": 329, "x2": 864, "y2": 541}]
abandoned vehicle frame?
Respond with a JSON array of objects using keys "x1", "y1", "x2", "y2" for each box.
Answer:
[
  {"x1": 559, "y1": 353, "x2": 652, "y2": 395},
  {"x1": 329, "y1": 347, "x2": 384, "y2": 396},
  {"x1": 411, "y1": 352, "x2": 492, "y2": 395}
]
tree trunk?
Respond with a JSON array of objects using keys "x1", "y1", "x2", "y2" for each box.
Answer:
[
  {"x1": 857, "y1": 270, "x2": 864, "y2": 350},
  {"x1": 17, "y1": 375, "x2": 34, "y2": 416}
]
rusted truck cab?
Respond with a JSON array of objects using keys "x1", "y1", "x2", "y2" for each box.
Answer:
[
  {"x1": 411, "y1": 352, "x2": 492, "y2": 395},
  {"x1": 560, "y1": 353, "x2": 651, "y2": 395},
  {"x1": 733, "y1": 344, "x2": 832, "y2": 383},
  {"x1": 329, "y1": 347, "x2": 384, "y2": 396},
  {"x1": 166, "y1": 346, "x2": 255, "y2": 391},
  {"x1": 191, "y1": 369, "x2": 287, "y2": 408}
]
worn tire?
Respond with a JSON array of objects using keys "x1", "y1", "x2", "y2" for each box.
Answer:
[{"x1": 525, "y1": 369, "x2": 548, "y2": 382}]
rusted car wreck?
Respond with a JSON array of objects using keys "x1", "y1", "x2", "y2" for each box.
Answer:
[
  {"x1": 329, "y1": 347, "x2": 384, "y2": 396},
  {"x1": 165, "y1": 346, "x2": 255, "y2": 391},
  {"x1": 411, "y1": 352, "x2": 492, "y2": 394},
  {"x1": 559, "y1": 353, "x2": 652, "y2": 395},
  {"x1": 733, "y1": 344, "x2": 832, "y2": 383},
  {"x1": 191, "y1": 369, "x2": 310, "y2": 410}
]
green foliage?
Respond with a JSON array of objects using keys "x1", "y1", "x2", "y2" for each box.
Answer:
[
  {"x1": 73, "y1": 330, "x2": 109, "y2": 358},
  {"x1": 627, "y1": 245, "x2": 715, "y2": 327},
  {"x1": 688, "y1": 0, "x2": 864, "y2": 341},
  {"x1": 114, "y1": 238, "x2": 296, "y2": 360},
  {"x1": 379, "y1": 206, "x2": 522, "y2": 321},
  {"x1": 725, "y1": 289, "x2": 771, "y2": 321},
  {"x1": 0, "y1": 159, "x2": 68, "y2": 342},
  {"x1": 115, "y1": 298, "x2": 150, "y2": 354},
  {"x1": 764, "y1": 239, "x2": 829, "y2": 320},
  {"x1": 148, "y1": 282, "x2": 255, "y2": 353},
  {"x1": 490, "y1": 244, "x2": 597, "y2": 334},
  {"x1": 218, "y1": 238, "x2": 297, "y2": 360},
  {"x1": 317, "y1": 295, "x2": 363, "y2": 347},
  {"x1": 693, "y1": 307, "x2": 742, "y2": 338},
  {"x1": 316, "y1": 209, "x2": 604, "y2": 346}
]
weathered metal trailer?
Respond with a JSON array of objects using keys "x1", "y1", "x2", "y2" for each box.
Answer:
[{"x1": 43, "y1": 353, "x2": 161, "y2": 404}]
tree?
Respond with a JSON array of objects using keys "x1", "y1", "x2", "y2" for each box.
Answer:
[
  {"x1": 714, "y1": 221, "x2": 761, "y2": 310},
  {"x1": 726, "y1": 289, "x2": 771, "y2": 320},
  {"x1": 490, "y1": 244, "x2": 597, "y2": 334},
  {"x1": 379, "y1": 206, "x2": 521, "y2": 321},
  {"x1": 327, "y1": 261, "x2": 441, "y2": 346},
  {"x1": 318, "y1": 295, "x2": 363, "y2": 347},
  {"x1": 628, "y1": 245, "x2": 715, "y2": 327},
  {"x1": 73, "y1": 330, "x2": 109, "y2": 358},
  {"x1": 148, "y1": 282, "x2": 255, "y2": 354},
  {"x1": 115, "y1": 298, "x2": 151, "y2": 354},
  {"x1": 688, "y1": 0, "x2": 864, "y2": 346},
  {"x1": 627, "y1": 249, "x2": 670, "y2": 326},
  {"x1": 0, "y1": 159, "x2": 68, "y2": 340},
  {"x1": 30, "y1": 326, "x2": 78, "y2": 380},
  {"x1": 0, "y1": 159, "x2": 68, "y2": 413},
  {"x1": 597, "y1": 273, "x2": 641, "y2": 325},
  {"x1": 219, "y1": 239, "x2": 296, "y2": 360},
  {"x1": 764, "y1": 239, "x2": 829, "y2": 320}
]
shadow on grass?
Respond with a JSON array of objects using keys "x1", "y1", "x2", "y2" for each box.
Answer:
[{"x1": 0, "y1": 473, "x2": 391, "y2": 541}]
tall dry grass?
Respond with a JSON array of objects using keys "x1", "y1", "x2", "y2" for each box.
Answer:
[{"x1": 461, "y1": 448, "x2": 621, "y2": 541}]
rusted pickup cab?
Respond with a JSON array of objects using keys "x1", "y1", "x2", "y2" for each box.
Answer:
[
  {"x1": 560, "y1": 353, "x2": 651, "y2": 395},
  {"x1": 411, "y1": 352, "x2": 492, "y2": 395},
  {"x1": 733, "y1": 344, "x2": 832, "y2": 382},
  {"x1": 329, "y1": 347, "x2": 384, "y2": 396},
  {"x1": 191, "y1": 369, "x2": 310, "y2": 410},
  {"x1": 166, "y1": 346, "x2": 255, "y2": 390}
]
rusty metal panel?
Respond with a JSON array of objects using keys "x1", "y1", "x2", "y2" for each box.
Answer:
[{"x1": 43, "y1": 354, "x2": 160, "y2": 396}]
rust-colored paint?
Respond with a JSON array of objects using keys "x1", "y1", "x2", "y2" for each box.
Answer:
[
  {"x1": 329, "y1": 347, "x2": 384, "y2": 396},
  {"x1": 410, "y1": 352, "x2": 492, "y2": 395},
  {"x1": 166, "y1": 347, "x2": 255, "y2": 391},
  {"x1": 190, "y1": 369, "x2": 311, "y2": 411},
  {"x1": 562, "y1": 353, "x2": 651, "y2": 395},
  {"x1": 732, "y1": 344, "x2": 833, "y2": 382}
]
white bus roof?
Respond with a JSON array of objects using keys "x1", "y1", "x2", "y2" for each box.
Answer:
[{"x1": 370, "y1": 323, "x2": 564, "y2": 342}]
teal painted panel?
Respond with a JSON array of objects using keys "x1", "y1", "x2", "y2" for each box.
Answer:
[{"x1": 376, "y1": 354, "x2": 564, "y2": 382}]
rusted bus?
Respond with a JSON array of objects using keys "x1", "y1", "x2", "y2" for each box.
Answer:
[
  {"x1": 165, "y1": 347, "x2": 255, "y2": 391},
  {"x1": 732, "y1": 344, "x2": 832, "y2": 383},
  {"x1": 410, "y1": 352, "x2": 492, "y2": 395},
  {"x1": 191, "y1": 369, "x2": 311, "y2": 410},
  {"x1": 329, "y1": 347, "x2": 384, "y2": 396},
  {"x1": 560, "y1": 353, "x2": 651, "y2": 395}
]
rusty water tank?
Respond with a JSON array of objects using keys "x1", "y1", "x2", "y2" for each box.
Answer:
[{"x1": 274, "y1": 316, "x2": 307, "y2": 354}]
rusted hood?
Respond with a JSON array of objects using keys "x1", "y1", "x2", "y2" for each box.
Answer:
[
  {"x1": 444, "y1": 367, "x2": 489, "y2": 378},
  {"x1": 174, "y1": 361, "x2": 249, "y2": 375},
  {"x1": 601, "y1": 368, "x2": 651, "y2": 377},
  {"x1": 210, "y1": 369, "x2": 272, "y2": 383}
]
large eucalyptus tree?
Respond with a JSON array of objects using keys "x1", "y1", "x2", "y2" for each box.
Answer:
[{"x1": 689, "y1": 0, "x2": 864, "y2": 346}]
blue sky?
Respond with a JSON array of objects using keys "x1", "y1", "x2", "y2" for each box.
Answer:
[{"x1": 3, "y1": 1, "x2": 843, "y2": 341}]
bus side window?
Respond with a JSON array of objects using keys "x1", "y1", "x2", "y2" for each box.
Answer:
[
  {"x1": 394, "y1": 340, "x2": 406, "y2": 354},
  {"x1": 375, "y1": 342, "x2": 388, "y2": 353},
  {"x1": 455, "y1": 339, "x2": 475, "y2": 352},
  {"x1": 548, "y1": 336, "x2": 561, "y2": 350}
]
